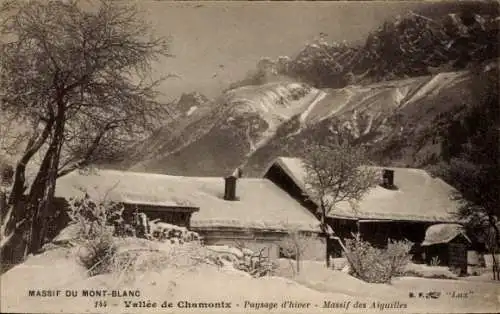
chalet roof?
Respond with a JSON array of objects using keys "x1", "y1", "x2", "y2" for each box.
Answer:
[
  {"x1": 421, "y1": 223, "x2": 471, "y2": 246},
  {"x1": 55, "y1": 169, "x2": 322, "y2": 233},
  {"x1": 264, "y1": 157, "x2": 462, "y2": 223}
]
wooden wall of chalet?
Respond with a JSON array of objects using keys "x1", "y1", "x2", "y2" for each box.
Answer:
[
  {"x1": 124, "y1": 204, "x2": 197, "y2": 228},
  {"x1": 424, "y1": 235, "x2": 469, "y2": 275},
  {"x1": 359, "y1": 221, "x2": 433, "y2": 247},
  {"x1": 449, "y1": 239, "x2": 468, "y2": 274},
  {"x1": 327, "y1": 218, "x2": 357, "y2": 258},
  {"x1": 326, "y1": 219, "x2": 433, "y2": 258},
  {"x1": 53, "y1": 199, "x2": 196, "y2": 232},
  {"x1": 194, "y1": 227, "x2": 326, "y2": 261}
]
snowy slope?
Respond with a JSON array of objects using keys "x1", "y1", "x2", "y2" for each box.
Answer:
[{"x1": 127, "y1": 64, "x2": 482, "y2": 177}]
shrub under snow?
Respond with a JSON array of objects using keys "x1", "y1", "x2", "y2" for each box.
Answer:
[{"x1": 345, "y1": 238, "x2": 413, "y2": 283}]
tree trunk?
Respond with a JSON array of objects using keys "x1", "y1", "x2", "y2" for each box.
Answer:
[
  {"x1": 8, "y1": 163, "x2": 27, "y2": 206},
  {"x1": 356, "y1": 220, "x2": 361, "y2": 241},
  {"x1": 0, "y1": 190, "x2": 12, "y2": 252},
  {"x1": 25, "y1": 156, "x2": 52, "y2": 254},
  {"x1": 0, "y1": 203, "x2": 29, "y2": 270},
  {"x1": 334, "y1": 236, "x2": 349, "y2": 254},
  {"x1": 319, "y1": 202, "x2": 332, "y2": 268},
  {"x1": 1, "y1": 188, "x2": 6, "y2": 221},
  {"x1": 491, "y1": 253, "x2": 499, "y2": 280},
  {"x1": 296, "y1": 250, "x2": 300, "y2": 274},
  {"x1": 26, "y1": 115, "x2": 65, "y2": 254},
  {"x1": 36, "y1": 147, "x2": 62, "y2": 251},
  {"x1": 0, "y1": 189, "x2": 24, "y2": 264},
  {"x1": 325, "y1": 238, "x2": 330, "y2": 268},
  {"x1": 1, "y1": 168, "x2": 25, "y2": 254},
  {"x1": 28, "y1": 148, "x2": 62, "y2": 253},
  {"x1": 0, "y1": 189, "x2": 10, "y2": 236},
  {"x1": 321, "y1": 214, "x2": 331, "y2": 268},
  {"x1": 0, "y1": 121, "x2": 55, "y2": 264},
  {"x1": 0, "y1": 204, "x2": 15, "y2": 249},
  {"x1": 488, "y1": 215, "x2": 500, "y2": 280},
  {"x1": 8, "y1": 119, "x2": 54, "y2": 206}
]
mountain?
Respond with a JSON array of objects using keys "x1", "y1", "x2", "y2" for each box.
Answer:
[
  {"x1": 170, "y1": 92, "x2": 211, "y2": 119},
  {"x1": 123, "y1": 91, "x2": 214, "y2": 167},
  {"x1": 123, "y1": 5, "x2": 499, "y2": 177},
  {"x1": 127, "y1": 81, "x2": 316, "y2": 174},
  {"x1": 3, "y1": 4, "x2": 497, "y2": 181},
  {"x1": 126, "y1": 59, "x2": 498, "y2": 177},
  {"x1": 240, "y1": 7, "x2": 499, "y2": 89}
]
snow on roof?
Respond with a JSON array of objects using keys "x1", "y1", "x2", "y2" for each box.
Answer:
[
  {"x1": 421, "y1": 223, "x2": 471, "y2": 246},
  {"x1": 55, "y1": 169, "x2": 322, "y2": 233},
  {"x1": 265, "y1": 157, "x2": 462, "y2": 223}
]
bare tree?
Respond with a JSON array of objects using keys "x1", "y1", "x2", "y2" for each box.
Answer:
[
  {"x1": 302, "y1": 140, "x2": 379, "y2": 267},
  {"x1": 433, "y1": 159, "x2": 500, "y2": 280},
  {"x1": 0, "y1": 0, "x2": 172, "y2": 257},
  {"x1": 278, "y1": 229, "x2": 312, "y2": 275},
  {"x1": 428, "y1": 64, "x2": 499, "y2": 280}
]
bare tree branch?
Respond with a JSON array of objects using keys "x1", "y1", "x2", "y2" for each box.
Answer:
[
  {"x1": 301, "y1": 140, "x2": 379, "y2": 266},
  {"x1": 0, "y1": 0, "x2": 173, "y2": 256}
]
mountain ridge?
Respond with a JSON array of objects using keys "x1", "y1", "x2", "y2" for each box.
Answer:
[
  {"x1": 122, "y1": 5, "x2": 498, "y2": 178},
  {"x1": 125, "y1": 59, "x2": 496, "y2": 177}
]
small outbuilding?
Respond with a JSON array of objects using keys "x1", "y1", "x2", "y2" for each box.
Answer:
[{"x1": 421, "y1": 223, "x2": 471, "y2": 275}]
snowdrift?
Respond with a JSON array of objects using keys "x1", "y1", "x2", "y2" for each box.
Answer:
[{"x1": 2, "y1": 240, "x2": 499, "y2": 313}]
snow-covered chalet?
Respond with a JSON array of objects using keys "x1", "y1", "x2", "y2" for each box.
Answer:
[
  {"x1": 54, "y1": 169, "x2": 326, "y2": 260},
  {"x1": 263, "y1": 157, "x2": 465, "y2": 261}
]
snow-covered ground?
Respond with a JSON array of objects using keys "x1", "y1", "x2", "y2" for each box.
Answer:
[
  {"x1": 1, "y1": 245, "x2": 499, "y2": 313},
  {"x1": 275, "y1": 260, "x2": 499, "y2": 313}
]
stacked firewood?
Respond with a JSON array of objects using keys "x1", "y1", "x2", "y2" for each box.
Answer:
[
  {"x1": 147, "y1": 219, "x2": 201, "y2": 244},
  {"x1": 206, "y1": 245, "x2": 277, "y2": 277}
]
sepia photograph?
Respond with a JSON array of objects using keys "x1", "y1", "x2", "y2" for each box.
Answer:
[{"x1": 0, "y1": 0, "x2": 499, "y2": 313}]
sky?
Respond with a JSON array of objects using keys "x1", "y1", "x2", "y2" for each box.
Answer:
[
  {"x1": 139, "y1": 1, "x2": 428, "y2": 102},
  {"x1": 135, "y1": 1, "x2": 427, "y2": 102}
]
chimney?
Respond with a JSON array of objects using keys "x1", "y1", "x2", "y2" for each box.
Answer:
[
  {"x1": 382, "y1": 169, "x2": 395, "y2": 188},
  {"x1": 224, "y1": 167, "x2": 243, "y2": 201},
  {"x1": 0, "y1": 164, "x2": 14, "y2": 187},
  {"x1": 224, "y1": 176, "x2": 237, "y2": 201}
]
